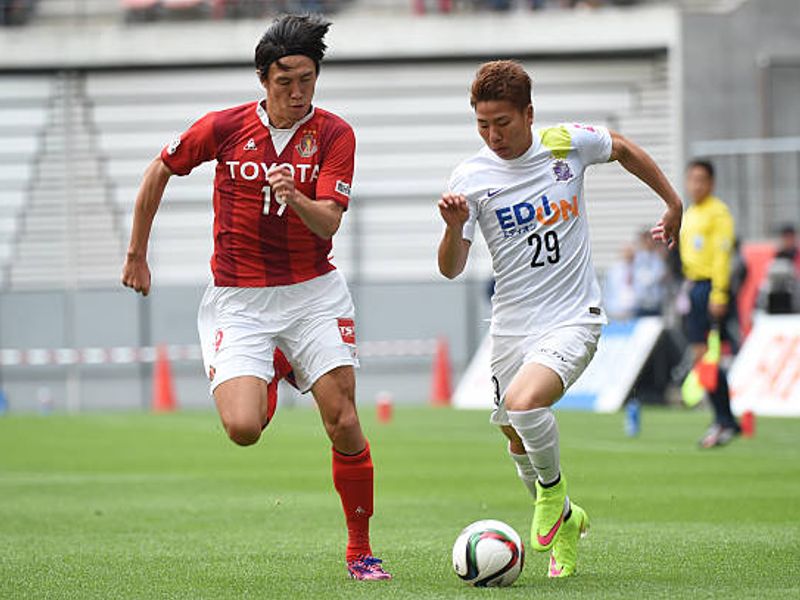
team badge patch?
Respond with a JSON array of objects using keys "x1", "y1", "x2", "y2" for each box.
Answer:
[
  {"x1": 552, "y1": 159, "x2": 574, "y2": 182},
  {"x1": 208, "y1": 366, "x2": 216, "y2": 381},
  {"x1": 167, "y1": 135, "x2": 181, "y2": 155},
  {"x1": 295, "y1": 130, "x2": 318, "y2": 158},
  {"x1": 335, "y1": 180, "x2": 351, "y2": 197},
  {"x1": 337, "y1": 318, "x2": 356, "y2": 345}
]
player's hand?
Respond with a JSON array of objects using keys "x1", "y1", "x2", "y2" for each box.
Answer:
[
  {"x1": 651, "y1": 204, "x2": 682, "y2": 249},
  {"x1": 709, "y1": 302, "x2": 727, "y2": 321},
  {"x1": 121, "y1": 254, "x2": 152, "y2": 297},
  {"x1": 267, "y1": 165, "x2": 296, "y2": 205},
  {"x1": 438, "y1": 193, "x2": 469, "y2": 229}
]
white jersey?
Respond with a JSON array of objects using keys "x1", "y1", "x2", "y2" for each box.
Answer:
[{"x1": 450, "y1": 123, "x2": 612, "y2": 335}]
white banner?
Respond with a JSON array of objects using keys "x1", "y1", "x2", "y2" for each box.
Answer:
[
  {"x1": 453, "y1": 317, "x2": 663, "y2": 413},
  {"x1": 730, "y1": 314, "x2": 800, "y2": 417}
]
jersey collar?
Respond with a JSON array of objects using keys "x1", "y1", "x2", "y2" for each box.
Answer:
[{"x1": 256, "y1": 100, "x2": 316, "y2": 132}]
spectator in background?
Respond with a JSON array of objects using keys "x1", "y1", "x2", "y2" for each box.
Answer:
[
  {"x1": 761, "y1": 224, "x2": 800, "y2": 314},
  {"x1": 775, "y1": 224, "x2": 800, "y2": 271},
  {"x1": 604, "y1": 244, "x2": 637, "y2": 320},
  {"x1": 679, "y1": 159, "x2": 740, "y2": 448},
  {"x1": 633, "y1": 228, "x2": 666, "y2": 316}
]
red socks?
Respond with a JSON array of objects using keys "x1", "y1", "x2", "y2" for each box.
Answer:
[
  {"x1": 264, "y1": 348, "x2": 296, "y2": 428},
  {"x1": 332, "y1": 442, "x2": 374, "y2": 561}
]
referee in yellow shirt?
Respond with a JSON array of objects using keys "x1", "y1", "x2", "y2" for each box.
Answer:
[{"x1": 680, "y1": 160, "x2": 740, "y2": 448}]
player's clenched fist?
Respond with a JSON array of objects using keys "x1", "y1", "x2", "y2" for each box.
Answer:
[
  {"x1": 267, "y1": 165, "x2": 296, "y2": 204},
  {"x1": 121, "y1": 255, "x2": 151, "y2": 297},
  {"x1": 439, "y1": 193, "x2": 469, "y2": 228}
]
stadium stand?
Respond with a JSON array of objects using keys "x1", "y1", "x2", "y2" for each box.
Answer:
[{"x1": 2, "y1": 73, "x2": 124, "y2": 289}]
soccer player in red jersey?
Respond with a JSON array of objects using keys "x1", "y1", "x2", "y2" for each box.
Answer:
[{"x1": 121, "y1": 14, "x2": 391, "y2": 581}]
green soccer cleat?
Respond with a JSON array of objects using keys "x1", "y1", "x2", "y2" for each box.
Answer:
[
  {"x1": 531, "y1": 475, "x2": 568, "y2": 552},
  {"x1": 548, "y1": 503, "x2": 590, "y2": 578}
]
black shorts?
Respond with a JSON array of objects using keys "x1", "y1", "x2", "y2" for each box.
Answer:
[{"x1": 686, "y1": 280, "x2": 712, "y2": 344}]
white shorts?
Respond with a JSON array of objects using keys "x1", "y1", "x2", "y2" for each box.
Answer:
[
  {"x1": 197, "y1": 270, "x2": 359, "y2": 394},
  {"x1": 489, "y1": 324, "x2": 602, "y2": 426}
]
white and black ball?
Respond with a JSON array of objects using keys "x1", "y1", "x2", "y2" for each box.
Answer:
[{"x1": 452, "y1": 519, "x2": 524, "y2": 587}]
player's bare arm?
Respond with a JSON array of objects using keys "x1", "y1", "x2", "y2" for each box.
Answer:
[
  {"x1": 121, "y1": 157, "x2": 173, "y2": 296},
  {"x1": 437, "y1": 192, "x2": 471, "y2": 279},
  {"x1": 267, "y1": 165, "x2": 343, "y2": 239},
  {"x1": 609, "y1": 130, "x2": 682, "y2": 249}
]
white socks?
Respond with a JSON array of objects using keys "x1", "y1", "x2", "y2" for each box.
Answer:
[
  {"x1": 506, "y1": 407, "x2": 561, "y2": 486},
  {"x1": 508, "y1": 447, "x2": 538, "y2": 500}
]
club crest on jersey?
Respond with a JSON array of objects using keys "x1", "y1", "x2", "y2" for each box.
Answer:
[
  {"x1": 244, "y1": 138, "x2": 257, "y2": 151},
  {"x1": 552, "y1": 159, "x2": 574, "y2": 183},
  {"x1": 295, "y1": 131, "x2": 318, "y2": 158}
]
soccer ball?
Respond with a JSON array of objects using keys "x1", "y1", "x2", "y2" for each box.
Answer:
[{"x1": 452, "y1": 519, "x2": 524, "y2": 587}]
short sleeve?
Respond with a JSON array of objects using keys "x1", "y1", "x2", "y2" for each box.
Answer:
[
  {"x1": 316, "y1": 126, "x2": 356, "y2": 210},
  {"x1": 448, "y1": 167, "x2": 478, "y2": 242},
  {"x1": 160, "y1": 112, "x2": 217, "y2": 176},
  {"x1": 569, "y1": 123, "x2": 612, "y2": 167}
]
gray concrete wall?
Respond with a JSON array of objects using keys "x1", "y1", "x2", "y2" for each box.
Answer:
[{"x1": 683, "y1": 0, "x2": 800, "y2": 147}]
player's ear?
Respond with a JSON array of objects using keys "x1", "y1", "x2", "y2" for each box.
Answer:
[{"x1": 526, "y1": 104, "x2": 534, "y2": 126}]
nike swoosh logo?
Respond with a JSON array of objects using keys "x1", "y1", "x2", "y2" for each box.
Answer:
[
  {"x1": 487, "y1": 188, "x2": 502, "y2": 198},
  {"x1": 537, "y1": 510, "x2": 565, "y2": 547}
]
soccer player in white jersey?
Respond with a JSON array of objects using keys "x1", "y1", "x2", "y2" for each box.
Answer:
[{"x1": 438, "y1": 60, "x2": 682, "y2": 577}]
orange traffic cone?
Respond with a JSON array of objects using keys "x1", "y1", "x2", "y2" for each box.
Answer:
[
  {"x1": 152, "y1": 345, "x2": 177, "y2": 412},
  {"x1": 430, "y1": 337, "x2": 452, "y2": 406}
]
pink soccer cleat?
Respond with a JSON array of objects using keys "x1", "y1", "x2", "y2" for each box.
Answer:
[{"x1": 346, "y1": 555, "x2": 392, "y2": 581}]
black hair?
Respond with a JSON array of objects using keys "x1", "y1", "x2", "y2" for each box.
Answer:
[
  {"x1": 687, "y1": 159, "x2": 715, "y2": 179},
  {"x1": 255, "y1": 14, "x2": 331, "y2": 80}
]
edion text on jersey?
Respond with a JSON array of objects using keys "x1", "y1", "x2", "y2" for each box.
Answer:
[
  {"x1": 225, "y1": 161, "x2": 321, "y2": 183},
  {"x1": 495, "y1": 194, "x2": 580, "y2": 238}
]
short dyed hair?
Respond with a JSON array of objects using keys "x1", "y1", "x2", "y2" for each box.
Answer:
[
  {"x1": 687, "y1": 159, "x2": 715, "y2": 179},
  {"x1": 470, "y1": 60, "x2": 532, "y2": 112},
  {"x1": 255, "y1": 14, "x2": 331, "y2": 80}
]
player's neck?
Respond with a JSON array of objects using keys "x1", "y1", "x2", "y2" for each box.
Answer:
[{"x1": 266, "y1": 104, "x2": 313, "y2": 130}]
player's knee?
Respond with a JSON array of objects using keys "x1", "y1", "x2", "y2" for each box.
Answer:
[
  {"x1": 224, "y1": 418, "x2": 262, "y2": 446},
  {"x1": 323, "y1": 408, "x2": 361, "y2": 444},
  {"x1": 505, "y1": 389, "x2": 550, "y2": 411}
]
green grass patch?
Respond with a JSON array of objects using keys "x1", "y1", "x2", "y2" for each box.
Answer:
[{"x1": 1, "y1": 407, "x2": 798, "y2": 599}]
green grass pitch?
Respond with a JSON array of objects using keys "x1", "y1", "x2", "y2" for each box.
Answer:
[{"x1": 1, "y1": 406, "x2": 798, "y2": 599}]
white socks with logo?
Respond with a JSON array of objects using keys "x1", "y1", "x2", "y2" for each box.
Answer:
[
  {"x1": 506, "y1": 407, "x2": 561, "y2": 486},
  {"x1": 508, "y1": 447, "x2": 538, "y2": 500}
]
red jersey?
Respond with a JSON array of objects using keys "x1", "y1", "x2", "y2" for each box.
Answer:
[{"x1": 160, "y1": 101, "x2": 355, "y2": 287}]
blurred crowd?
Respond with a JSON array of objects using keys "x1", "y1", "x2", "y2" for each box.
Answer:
[
  {"x1": 0, "y1": 0, "x2": 648, "y2": 27},
  {"x1": 0, "y1": 0, "x2": 36, "y2": 26},
  {"x1": 122, "y1": 1, "x2": 350, "y2": 22},
  {"x1": 604, "y1": 223, "x2": 800, "y2": 324},
  {"x1": 412, "y1": 0, "x2": 641, "y2": 13}
]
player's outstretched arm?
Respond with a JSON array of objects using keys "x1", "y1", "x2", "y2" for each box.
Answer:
[
  {"x1": 609, "y1": 131, "x2": 683, "y2": 249},
  {"x1": 438, "y1": 192, "x2": 471, "y2": 279},
  {"x1": 121, "y1": 158, "x2": 173, "y2": 296}
]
